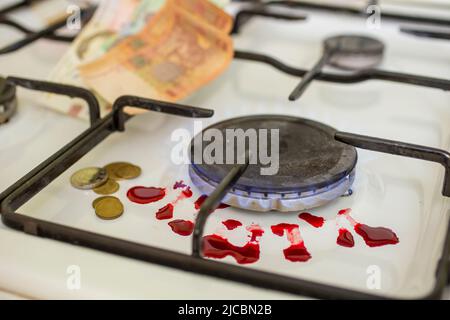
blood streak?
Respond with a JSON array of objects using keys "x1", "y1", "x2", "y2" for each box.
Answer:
[
  {"x1": 173, "y1": 180, "x2": 187, "y2": 190},
  {"x1": 338, "y1": 209, "x2": 399, "y2": 247},
  {"x1": 127, "y1": 186, "x2": 166, "y2": 204},
  {"x1": 182, "y1": 187, "x2": 193, "y2": 198},
  {"x1": 153, "y1": 185, "x2": 192, "y2": 220},
  {"x1": 355, "y1": 224, "x2": 399, "y2": 247},
  {"x1": 202, "y1": 235, "x2": 260, "y2": 264},
  {"x1": 222, "y1": 219, "x2": 242, "y2": 230},
  {"x1": 168, "y1": 219, "x2": 194, "y2": 236},
  {"x1": 299, "y1": 212, "x2": 325, "y2": 228},
  {"x1": 271, "y1": 223, "x2": 311, "y2": 262},
  {"x1": 202, "y1": 224, "x2": 264, "y2": 264},
  {"x1": 194, "y1": 195, "x2": 229, "y2": 210},
  {"x1": 156, "y1": 203, "x2": 174, "y2": 220},
  {"x1": 337, "y1": 228, "x2": 355, "y2": 248},
  {"x1": 247, "y1": 224, "x2": 264, "y2": 242}
]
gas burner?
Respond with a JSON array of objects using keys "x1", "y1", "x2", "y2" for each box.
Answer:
[
  {"x1": 289, "y1": 34, "x2": 385, "y2": 101},
  {"x1": 324, "y1": 35, "x2": 385, "y2": 71},
  {"x1": 189, "y1": 115, "x2": 357, "y2": 212},
  {"x1": 0, "y1": 77, "x2": 17, "y2": 125}
]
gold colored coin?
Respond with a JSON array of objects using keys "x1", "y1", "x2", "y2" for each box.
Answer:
[
  {"x1": 104, "y1": 162, "x2": 141, "y2": 180},
  {"x1": 70, "y1": 167, "x2": 108, "y2": 190},
  {"x1": 104, "y1": 162, "x2": 130, "y2": 180},
  {"x1": 94, "y1": 196, "x2": 124, "y2": 220},
  {"x1": 92, "y1": 196, "x2": 112, "y2": 209},
  {"x1": 115, "y1": 164, "x2": 142, "y2": 180},
  {"x1": 93, "y1": 178, "x2": 120, "y2": 195}
]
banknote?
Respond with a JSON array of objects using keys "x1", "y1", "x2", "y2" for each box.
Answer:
[
  {"x1": 172, "y1": 0, "x2": 232, "y2": 33},
  {"x1": 43, "y1": 0, "x2": 230, "y2": 120},
  {"x1": 42, "y1": 0, "x2": 152, "y2": 119},
  {"x1": 78, "y1": 0, "x2": 233, "y2": 114}
]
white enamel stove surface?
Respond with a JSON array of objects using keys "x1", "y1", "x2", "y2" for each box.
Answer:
[{"x1": 1, "y1": 3, "x2": 450, "y2": 299}]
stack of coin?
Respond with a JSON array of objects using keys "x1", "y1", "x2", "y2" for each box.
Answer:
[
  {"x1": 104, "y1": 162, "x2": 142, "y2": 181},
  {"x1": 70, "y1": 162, "x2": 142, "y2": 220},
  {"x1": 70, "y1": 167, "x2": 109, "y2": 190},
  {"x1": 92, "y1": 196, "x2": 124, "y2": 220},
  {"x1": 93, "y1": 178, "x2": 120, "y2": 195}
]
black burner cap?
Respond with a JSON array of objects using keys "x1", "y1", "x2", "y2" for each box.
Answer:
[{"x1": 189, "y1": 115, "x2": 357, "y2": 195}]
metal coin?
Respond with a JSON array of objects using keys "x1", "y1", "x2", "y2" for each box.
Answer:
[
  {"x1": 94, "y1": 196, "x2": 124, "y2": 220},
  {"x1": 92, "y1": 196, "x2": 113, "y2": 209},
  {"x1": 93, "y1": 178, "x2": 120, "y2": 195},
  {"x1": 104, "y1": 162, "x2": 130, "y2": 180},
  {"x1": 115, "y1": 164, "x2": 142, "y2": 180},
  {"x1": 70, "y1": 167, "x2": 108, "y2": 190},
  {"x1": 104, "y1": 162, "x2": 141, "y2": 180}
]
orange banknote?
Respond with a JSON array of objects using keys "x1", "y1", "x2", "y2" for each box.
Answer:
[
  {"x1": 171, "y1": 0, "x2": 233, "y2": 33},
  {"x1": 79, "y1": 0, "x2": 233, "y2": 113}
]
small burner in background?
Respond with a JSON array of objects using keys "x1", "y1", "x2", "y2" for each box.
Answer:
[
  {"x1": 289, "y1": 34, "x2": 385, "y2": 101},
  {"x1": 324, "y1": 35, "x2": 385, "y2": 71},
  {"x1": 0, "y1": 77, "x2": 17, "y2": 125},
  {"x1": 189, "y1": 115, "x2": 357, "y2": 212}
]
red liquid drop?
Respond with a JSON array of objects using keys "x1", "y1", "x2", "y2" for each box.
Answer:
[
  {"x1": 337, "y1": 228, "x2": 355, "y2": 248},
  {"x1": 202, "y1": 234, "x2": 260, "y2": 264},
  {"x1": 182, "y1": 187, "x2": 193, "y2": 198},
  {"x1": 299, "y1": 212, "x2": 325, "y2": 228},
  {"x1": 194, "y1": 195, "x2": 229, "y2": 210},
  {"x1": 168, "y1": 219, "x2": 194, "y2": 236},
  {"x1": 222, "y1": 219, "x2": 242, "y2": 230},
  {"x1": 173, "y1": 181, "x2": 187, "y2": 190},
  {"x1": 338, "y1": 208, "x2": 351, "y2": 216},
  {"x1": 354, "y1": 223, "x2": 399, "y2": 247},
  {"x1": 127, "y1": 186, "x2": 166, "y2": 204},
  {"x1": 271, "y1": 223, "x2": 311, "y2": 262},
  {"x1": 283, "y1": 243, "x2": 311, "y2": 262},
  {"x1": 247, "y1": 224, "x2": 264, "y2": 242},
  {"x1": 156, "y1": 204, "x2": 174, "y2": 220},
  {"x1": 271, "y1": 223, "x2": 298, "y2": 236}
]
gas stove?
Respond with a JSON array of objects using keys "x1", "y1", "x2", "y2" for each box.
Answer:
[{"x1": 0, "y1": 0, "x2": 449, "y2": 299}]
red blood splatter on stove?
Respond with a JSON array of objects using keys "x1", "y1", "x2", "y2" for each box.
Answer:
[
  {"x1": 170, "y1": 186, "x2": 193, "y2": 206},
  {"x1": 338, "y1": 208, "x2": 351, "y2": 216},
  {"x1": 173, "y1": 180, "x2": 187, "y2": 190},
  {"x1": 271, "y1": 223, "x2": 311, "y2": 262},
  {"x1": 127, "y1": 186, "x2": 166, "y2": 204},
  {"x1": 337, "y1": 228, "x2": 355, "y2": 248},
  {"x1": 152, "y1": 185, "x2": 192, "y2": 222},
  {"x1": 182, "y1": 187, "x2": 193, "y2": 198},
  {"x1": 155, "y1": 204, "x2": 174, "y2": 220},
  {"x1": 299, "y1": 212, "x2": 325, "y2": 228},
  {"x1": 202, "y1": 224, "x2": 264, "y2": 264},
  {"x1": 354, "y1": 224, "x2": 399, "y2": 247},
  {"x1": 338, "y1": 208, "x2": 399, "y2": 247},
  {"x1": 247, "y1": 224, "x2": 264, "y2": 242},
  {"x1": 283, "y1": 243, "x2": 311, "y2": 262},
  {"x1": 222, "y1": 219, "x2": 242, "y2": 230},
  {"x1": 202, "y1": 234, "x2": 260, "y2": 264},
  {"x1": 168, "y1": 219, "x2": 194, "y2": 236},
  {"x1": 194, "y1": 195, "x2": 229, "y2": 210},
  {"x1": 271, "y1": 223, "x2": 298, "y2": 236}
]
